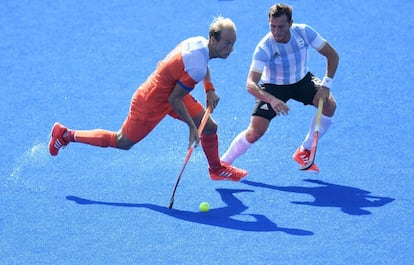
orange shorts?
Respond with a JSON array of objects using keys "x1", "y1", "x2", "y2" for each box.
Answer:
[{"x1": 120, "y1": 89, "x2": 203, "y2": 143}]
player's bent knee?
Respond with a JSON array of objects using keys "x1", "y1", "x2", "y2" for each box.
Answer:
[
  {"x1": 245, "y1": 129, "x2": 263, "y2": 143},
  {"x1": 117, "y1": 143, "x2": 133, "y2": 150},
  {"x1": 324, "y1": 98, "x2": 337, "y2": 116},
  {"x1": 116, "y1": 133, "x2": 135, "y2": 150}
]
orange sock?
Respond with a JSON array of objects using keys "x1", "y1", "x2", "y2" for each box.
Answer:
[
  {"x1": 72, "y1": 130, "x2": 118, "y2": 148},
  {"x1": 201, "y1": 133, "x2": 222, "y2": 170}
]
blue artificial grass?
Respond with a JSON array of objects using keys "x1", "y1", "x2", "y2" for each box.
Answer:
[{"x1": 1, "y1": 0, "x2": 413, "y2": 264}]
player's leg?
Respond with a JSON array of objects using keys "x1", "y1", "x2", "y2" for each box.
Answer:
[
  {"x1": 49, "y1": 122, "x2": 141, "y2": 156},
  {"x1": 292, "y1": 73, "x2": 336, "y2": 170},
  {"x1": 315, "y1": 92, "x2": 336, "y2": 117},
  {"x1": 221, "y1": 84, "x2": 285, "y2": 165},
  {"x1": 221, "y1": 115, "x2": 270, "y2": 164},
  {"x1": 69, "y1": 129, "x2": 118, "y2": 147},
  {"x1": 176, "y1": 95, "x2": 247, "y2": 181},
  {"x1": 301, "y1": 92, "x2": 336, "y2": 150},
  {"x1": 48, "y1": 123, "x2": 120, "y2": 156},
  {"x1": 193, "y1": 110, "x2": 221, "y2": 171},
  {"x1": 296, "y1": 74, "x2": 336, "y2": 151},
  {"x1": 171, "y1": 95, "x2": 221, "y2": 169},
  {"x1": 49, "y1": 88, "x2": 166, "y2": 155},
  {"x1": 48, "y1": 109, "x2": 161, "y2": 155}
]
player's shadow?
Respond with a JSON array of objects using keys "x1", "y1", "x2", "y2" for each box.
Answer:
[
  {"x1": 242, "y1": 179, "x2": 394, "y2": 215},
  {"x1": 66, "y1": 188, "x2": 313, "y2": 236}
]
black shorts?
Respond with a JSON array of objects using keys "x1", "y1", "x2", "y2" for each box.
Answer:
[{"x1": 252, "y1": 72, "x2": 320, "y2": 120}]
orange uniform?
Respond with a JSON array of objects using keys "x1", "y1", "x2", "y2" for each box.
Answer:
[
  {"x1": 49, "y1": 21, "x2": 248, "y2": 182},
  {"x1": 122, "y1": 36, "x2": 209, "y2": 143}
]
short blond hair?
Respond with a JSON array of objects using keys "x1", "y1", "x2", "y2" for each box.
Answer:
[{"x1": 209, "y1": 16, "x2": 236, "y2": 41}]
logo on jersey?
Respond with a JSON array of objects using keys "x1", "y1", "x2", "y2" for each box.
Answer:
[{"x1": 297, "y1": 38, "x2": 305, "y2": 48}]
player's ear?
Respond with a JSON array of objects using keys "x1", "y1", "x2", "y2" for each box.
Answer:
[
  {"x1": 212, "y1": 31, "x2": 221, "y2": 42},
  {"x1": 209, "y1": 35, "x2": 218, "y2": 45}
]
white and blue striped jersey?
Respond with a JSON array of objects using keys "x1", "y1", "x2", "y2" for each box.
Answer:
[{"x1": 250, "y1": 23, "x2": 326, "y2": 85}]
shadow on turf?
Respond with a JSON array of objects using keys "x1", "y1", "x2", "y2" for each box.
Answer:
[
  {"x1": 66, "y1": 188, "x2": 313, "y2": 235},
  {"x1": 242, "y1": 179, "x2": 395, "y2": 215}
]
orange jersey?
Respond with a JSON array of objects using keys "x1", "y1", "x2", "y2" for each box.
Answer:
[
  {"x1": 144, "y1": 36, "x2": 209, "y2": 97},
  {"x1": 122, "y1": 36, "x2": 209, "y2": 142},
  {"x1": 131, "y1": 36, "x2": 209, "y2": 116}
]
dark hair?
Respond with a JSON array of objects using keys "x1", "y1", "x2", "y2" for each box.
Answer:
[{"x1": 268, "y1": 4, "x2": 292, "y2": 22}]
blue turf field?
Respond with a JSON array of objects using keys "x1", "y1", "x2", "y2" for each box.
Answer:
[{"x1": 1, "y1": 1, "x2": 414, "y2": 264}]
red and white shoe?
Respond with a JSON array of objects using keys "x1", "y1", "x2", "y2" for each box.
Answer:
[
  {"x1": 49, "y1": 122, "x2": 69, "y2": 156},
  {"x1": 292, "y1": 147, "x2": 320, "y2": 173},
  {"x1": 209, "y1": 163, "x2": 248, "y2": 181}
]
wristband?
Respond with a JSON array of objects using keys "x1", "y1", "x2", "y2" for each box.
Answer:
[
  {"x1": 321, "y1": 76, "x2": 333, "y2": 89},
  {"x1": 203, "y1": 81, "x2": 215, "y2": 93}
]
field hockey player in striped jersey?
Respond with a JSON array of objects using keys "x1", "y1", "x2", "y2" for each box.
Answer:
[{"x1": 221, "y1": 3, "x2": 339, "y2": 173}]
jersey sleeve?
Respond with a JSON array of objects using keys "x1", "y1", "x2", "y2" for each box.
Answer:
[
  {"x1": 177, "y1": 71, "x2": 198, "y2": 91},
  {"x1": 249, "y1": 44, "x2": 270, "y2": 74},
  {"x1": 180, "y1": 37, "x2": 209, "y2": 87},
  {"x1": 304, "y1": 24, "x2": 326, "y2": 50}
]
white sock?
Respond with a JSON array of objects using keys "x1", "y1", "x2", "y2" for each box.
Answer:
[
  {"x1": 301, "y1": 114, "x2": 333, "y2": 150},
  {"x1": 221, "y1": 130, "x2": 252, "y2": 164}
]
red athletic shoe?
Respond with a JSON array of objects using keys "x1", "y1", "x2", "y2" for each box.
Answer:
[
  {"x1": 49, "y1": 122, "x2": 69, "y2": 156},
  {"x1": 209, "y1": 163, "x2": 248, "y2": 181},
  {"x1": 292, "y1": 147, "x2": 320, "y2": 173}
]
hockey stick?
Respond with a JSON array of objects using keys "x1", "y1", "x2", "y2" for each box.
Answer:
[
  {"x1": 168, "y1": 106, "x2": 212, "y2": 209},
  {"x1": 300, "y1": 98, "x2": 324, "y2": 171}
]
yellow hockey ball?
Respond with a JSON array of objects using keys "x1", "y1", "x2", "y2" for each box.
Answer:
[{"x1": 199, "y1": 202, "x2": 210, "y2": 212}]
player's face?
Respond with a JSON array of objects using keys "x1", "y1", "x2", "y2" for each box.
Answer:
[
  {"x1": 213, "y1": 28, "x2": 236, "y2": 59},
  {"x1": 269, "y1": 15, "x2": 292, "y2": 43}
]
